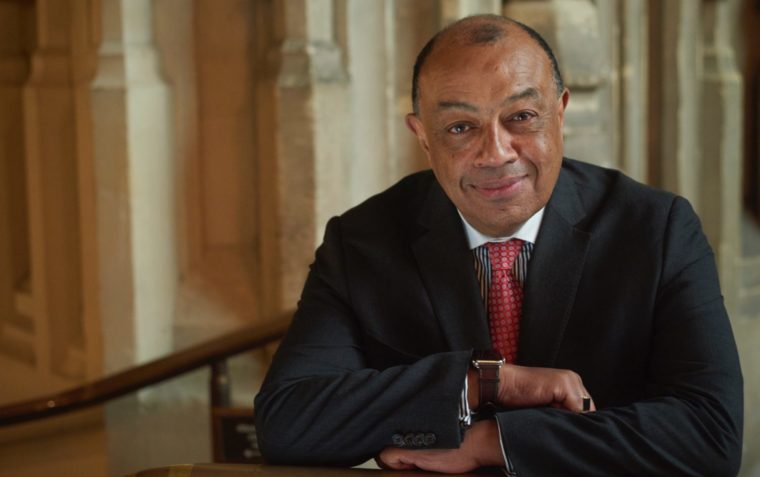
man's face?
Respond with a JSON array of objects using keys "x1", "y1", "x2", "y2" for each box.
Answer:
[{"x1": 407, "y1": 31, "x2": 569, "y2": 237}]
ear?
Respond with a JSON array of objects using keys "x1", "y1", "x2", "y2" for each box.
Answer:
[
  {"x1": 405, "y1": 113, "x2": 431, "y2": 155},
  {"x1": 557, "y1": 88, "x2": 570, "y2": 128}
]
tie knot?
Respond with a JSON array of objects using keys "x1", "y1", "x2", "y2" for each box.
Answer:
[{"x1": 486, "y1": 239, "x2": 524, "y2": 271}]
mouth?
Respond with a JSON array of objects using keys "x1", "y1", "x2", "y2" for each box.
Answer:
[{"x1": 469, "y1": 175, "x2": 527, "y2": 200}]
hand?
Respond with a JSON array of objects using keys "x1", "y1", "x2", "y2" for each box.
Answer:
[
  {"x1": 468, "y1": 365, "x2": 595, "y2": 412},
  {"x1": 376, "y1": 420, "x2": 504, "y2": 473},
  {"x1": 500, "y1": 364, "x2": 595, "y2": 412}
]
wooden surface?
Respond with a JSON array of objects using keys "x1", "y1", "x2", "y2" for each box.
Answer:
[{"x1": 127, "y1": 464, "x2": 493, "y2": 477}]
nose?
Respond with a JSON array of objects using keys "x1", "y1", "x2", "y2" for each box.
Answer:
[{"x1": 474, "y1": 122, "x2": 517, "y2": 167}]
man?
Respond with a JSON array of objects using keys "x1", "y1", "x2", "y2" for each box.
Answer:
[{"x1": 254, "y1": 14, "x2": 743, "y2": 476}]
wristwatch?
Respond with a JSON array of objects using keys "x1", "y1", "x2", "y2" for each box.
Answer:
[{"x1": 471, "y1": 350, "x2": 504, "y2": 410}]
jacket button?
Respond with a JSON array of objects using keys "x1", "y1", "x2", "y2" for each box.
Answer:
[
  {"x1": 412, "y1": 433, "x2": 425, "y2": 447},
  {"x1": 404, "y1": 433, "x2": 416, "y2": 447},
  {"x1": 392, "y1": 433, "x2": 405, "y2": 447},
  {"x1": 424, "y1": 433, "x2": 437, "y2": 446}
]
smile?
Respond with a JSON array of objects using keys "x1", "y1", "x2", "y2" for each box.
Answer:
[{"x1": 469, "y1": 176, "x2": 526, "y2": 199}]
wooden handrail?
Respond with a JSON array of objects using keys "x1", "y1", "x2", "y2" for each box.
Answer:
[{"x1": 0, "y1": 313, "x2": 292, "y2": 426}]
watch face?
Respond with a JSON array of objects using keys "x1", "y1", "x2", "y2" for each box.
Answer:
[{"x1": 473, "y1": 349, "x2": 504, "y2": 364}]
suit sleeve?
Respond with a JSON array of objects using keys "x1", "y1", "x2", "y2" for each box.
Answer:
[
  {"x1": 254, "y1": 216, "x2": 471, "y2": 466},
  {"x1": 497, "y1": 196, "x2": 743, "y2": 476}
]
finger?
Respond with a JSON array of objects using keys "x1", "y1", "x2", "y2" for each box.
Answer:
[
  {"x1": 580, "y1": 391, "x2": 596, "y2": 412},
  {"x1": 560, "y1": 388, "x2": 593, "y2": 412},
  {"x1": 377, "y1": 448, "x2": 416, "y2": 470},
  {"x1": 571, "y1": 374, "x2": 595, "y2": 413}
]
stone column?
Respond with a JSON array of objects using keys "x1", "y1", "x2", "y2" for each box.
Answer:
[
  {"x1": 91, "y1": 0, "x2": 177, "y2": 370},
  {"x1": 344, "y1": 0, "x2": 394, "y2": 204},
  {"x1": 92, "y1": 2, "x2": 183, "y2": 475},
  {"x1": 619, "y1": 0, "x2": 649, "y2": 182},
  {"x1": 650, "y1": 0, "x2": 701, "y2": 201},
  {"x1": 650, "y1": 0, "x2": 743, "y2": 313},
  {"x1": 152, "y1": 0, "x2": 200, "y2": 278},
  {"x1": 21, "y1": 0, "x2": 100, "y2": 381},
  {"x1": 698, "y1": 0, "x2": 743, "y2": 314},
  {"x1": 160, "y1": 0, "x2": 264, "y2": 342},
  {"x1": 0, "y1": 1, "x2": 33, "y2": 370},
  {"x1": 256, "y1": 0, "x2": 349, "y2": 314},
  {"x1": 388, "y1": 0, "x2": 439, "y2": 180}
]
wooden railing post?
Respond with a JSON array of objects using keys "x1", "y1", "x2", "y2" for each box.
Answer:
[
  {"x1": 211, "y1": 358, "x2": 231, "y2": 462},
  {"x1": 209, "y1": 357, "x2": 263, "y2": 463},
  {"x1": 210, "y1": 360, "x2": 231, "y2": 408}
]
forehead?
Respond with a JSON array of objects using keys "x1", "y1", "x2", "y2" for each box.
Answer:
[{"x1": 419, "y1": 32, "x2": 553, "y2": 107}]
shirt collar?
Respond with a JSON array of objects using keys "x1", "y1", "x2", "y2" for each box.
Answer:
[{"x1": 458, "y1": 207, "x2": 545, "y2": 250}]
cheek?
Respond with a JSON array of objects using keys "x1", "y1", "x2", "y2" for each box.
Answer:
[
  {"x1": 429, "y1": 144, "x2": 469, "y2": 175},
  {"x1": 441, "y1": 140, "x2": 473, "y2": 159},
  {"x1": 433, "y1": 128, "x2": 480, "y2": 155},
  {"x1": 533, "y1": 159, "x2": 562, "y2": 196},
  {"x1": 428, "y1": 150, "x2": 457, "y2": 185},
  {"x1": 524, "y1": 134, "x2": 559, "y2": 168},
  {"x1": 521, "y1": 138, "x2": 561, "y2": 189}
]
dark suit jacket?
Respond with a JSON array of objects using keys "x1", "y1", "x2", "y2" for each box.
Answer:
[{"x1": 254, "y1": 159, "x2": 743, "y2": 476}]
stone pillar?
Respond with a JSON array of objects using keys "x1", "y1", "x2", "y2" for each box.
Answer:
[
  {"x1": 21, "y1": 0, "x2": 100, "y2": 382},
  {"x1": 340, "y1": 0, "x2": 443, "y2": 207},
  {"x1": 388, "y1": 0, "x2": 439, "y2": 180},
  {"x1": 0, "y1": 1, "x2": 33, "y2": 371},
  {"x1": 649, "y1": 0, "x2": 743, "y2": 313},
  {"x1": 256, "y1": 0, "x2": 349, "y2": 314},
  {"x1": 91, "y1": 0, "x2": 176, "y2": 370},
  {"x1": 344, "y1": 0, "x2": 394, "y2": 204},
  {"x1": 0, "y1": 11, "x2": 105, "y2": 477},
  {"x1": 650, "y1": 0, "x2": 702, "y2": 201},
  {"x1": 152, "y1": 0, "x2": 200, "y2": 278},
  {"x1": 619, "y1": 0, "x2": 649, "y2": 182},
  {"x1": 93, "y1": 2, "x2": 182, "y2": 475},
  {"x1": 162, "y1": 0, "x2": 264, "y2": 343},
  {"x1": 698, "y1": 0, "x2": 743, "y2": 314}
]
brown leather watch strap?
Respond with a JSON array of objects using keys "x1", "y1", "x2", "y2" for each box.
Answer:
[
  {"x1": 477, "y1": 363, "x2": 500, "y2": 406},
  {"x1": 471, "y1": 350, "x2": 504, "y2": 410}
]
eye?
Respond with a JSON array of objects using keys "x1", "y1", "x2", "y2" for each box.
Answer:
[
  {"x1": 447, "y1": 123, "x2": 472, "y2": 134},
  {"x1": 511, "y1": 111, "x2": 534, "y2": 122}
]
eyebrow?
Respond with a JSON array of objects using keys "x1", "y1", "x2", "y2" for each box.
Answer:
[
  {"x1": 435, "y1": 87, "x2": 540, "y2": 112},
  {"x1": 436, "y1": 101, "x2": 478, "y2": 112},
  {"x1": 503, "y1": 87, "x2": 539, "y2": 104}
]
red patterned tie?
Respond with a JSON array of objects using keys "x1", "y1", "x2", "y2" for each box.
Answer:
[{"x1": 485, "y1": 240, "x2": 524, "y2": 363}]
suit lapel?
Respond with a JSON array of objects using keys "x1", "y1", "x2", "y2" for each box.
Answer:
[
  {"x1": 519, "y1": 165, "x2": 591, "y2": 367},
  {"x1": 411, "y1": 181, "x2": 491, "y2": 352}
]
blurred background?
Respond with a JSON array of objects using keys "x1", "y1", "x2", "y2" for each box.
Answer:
[{"x1": 0, "y1": 0, "x2": 759, "y2": 475}]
